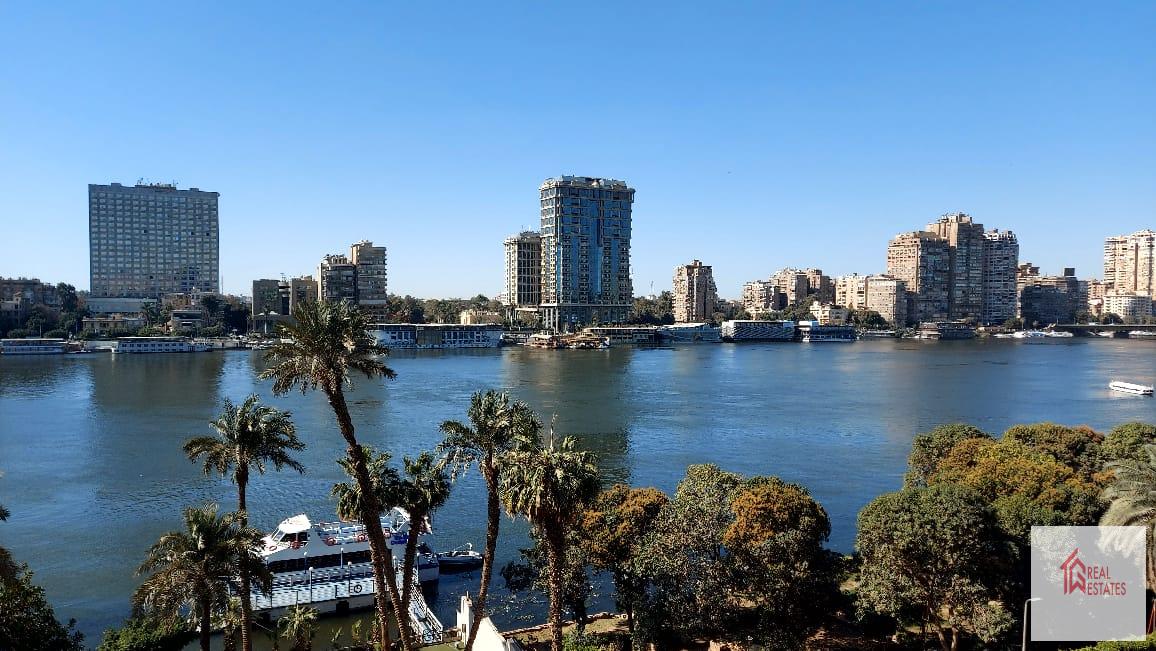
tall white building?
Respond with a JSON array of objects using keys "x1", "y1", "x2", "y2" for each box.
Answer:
[
  {"x1": 1104, "y1": 230, "x2": 1156, "y2": 299},
  {"x1": 89, "y1": 182, "x2": 219, "y2": 299}
]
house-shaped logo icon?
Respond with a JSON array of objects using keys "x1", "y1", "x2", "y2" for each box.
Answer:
[{"x1": 1061, "y1": 548, "x2": 1086, "y2": 595}]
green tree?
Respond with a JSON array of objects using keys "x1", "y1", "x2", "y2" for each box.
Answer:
[
  {"x1": 501, "y1": 435, "x2": 599, "y2": 651},
  {"x1": 724, "y1": 478, "x2": 835, "y2": 648},
  {"x1": 636, "y1": 464, "x2": 743, "y2": 642},
  {"x1": 856, "y1": 484, "x2": 1013, "y2": 651},
  {"x1": 260, "y1": 300, "x2": 406, "y2": 649},
  {"x1": 133, "y1": 504, "x2": 271, "y2": 651},
  {"x1": 183, "y1": 395, "x2": 305, "y2": 651},
  {"x1": 96, "y1": 616, "x2": 195, "y2": 651},
  {"x1": 904, "y1": 424, "x2": 992, "y2": 487},
  {"x1": 278, "y1": 605, "x2": 319, "y2": 651},
  {"x1": 1103, "y1": 422, "x2": 1156, "y2": 465},
  {"x1": 56, "y1": 282, "x2": 79, "y2": 313},
  {"x1": 0, "y1": 565, "x2": 85, "y2": 651},
  {"x1": 438, "y1": 390, "x2": 542, "y2": 651},
  {"x1": 849, "y1": 308, "x2": 888, "y2": 329},
  {"x1": 1002, "y1": 422, "x2": 1105, "y2": 480},
  {"x1": 578, "y1": 485, "x2": 667, "y2": 633}
]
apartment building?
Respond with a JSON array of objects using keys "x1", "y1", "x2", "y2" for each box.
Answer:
[
  {"x1": 539, "y1": 176, "x2": 634, "y2": 330},
  {"x1": 672, "y1": 260, "x2": 718, "y2": 323}
]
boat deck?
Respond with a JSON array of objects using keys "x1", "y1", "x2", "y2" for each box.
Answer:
[{"x1": 246, "y1": 562, "x2": 444, "y2": 644}]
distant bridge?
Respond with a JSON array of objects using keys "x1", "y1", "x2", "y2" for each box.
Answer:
[{"x1": 1052, "y1": 323, "x2": 1156, "y2": 335}]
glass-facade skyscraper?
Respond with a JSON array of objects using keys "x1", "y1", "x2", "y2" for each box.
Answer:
[
  {"x1": 538, "y1": 176, "x2": 634, "y2": 331},
  {"x1": 88, "y1": 182, "x2": 219, "y2": 298}
]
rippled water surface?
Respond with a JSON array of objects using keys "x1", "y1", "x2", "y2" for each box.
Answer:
[{"x1": 1, "y1": 339, "x2": 1154, "y2": 645}]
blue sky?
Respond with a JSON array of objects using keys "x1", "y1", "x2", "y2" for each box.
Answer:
[{"x1": 1, "y1": 2, "x2": 1153, "y2": 298}]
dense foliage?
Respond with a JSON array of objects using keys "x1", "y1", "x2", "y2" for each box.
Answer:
[
  {"x1": 96, "y1": 616, "x2": 195, "y2": 651},
  {"x1": 857, "y1": 484, "x2": 1013, "y2": 651},
  {"x1": 0, "y1": 565, "x2": 85, "y2": 651}
]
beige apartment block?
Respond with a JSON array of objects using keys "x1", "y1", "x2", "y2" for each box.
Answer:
[
  {"x1": 835, "y1": 274, "x2": 868, "y2": 310},
  {"x1": 672, "y1": 260, "x2": 718, "y2": 323},
  {"x1": 1104, "y1": 230, "x2": 1156, "y2": 299},
  {"x1": 770, "y1": 268, "x2": 809, "y2": 306},
  {"x1": 289, "y1": 276, "x2": 317, "y2": 313},
  {"x1": 742, "y1": 280, "x2": 779, "y2": 317},
  {"x1": 887, "y1": 231, "x2": 950, "y2": 323},
  {"x1": 1103, "y1": 292, "x2": 1153, "y2": 321},
  {"x1": 926, "y1": 213, "x2": 986, "y2": 321},
  {"x1": 809, "y1": 302, "x2": 849, "y2": 325},
  {"x1": 864, "y1": 275, "x2": 908, "y2": 327},
  {"x1": 351, "y1": 240, "x2": 388, "y2": 320}
]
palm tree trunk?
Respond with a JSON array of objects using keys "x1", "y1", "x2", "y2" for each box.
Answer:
[
  {"x1": 325, "y1": 386, "x2": 411, "y2": 651},
  {"x1": 545, "y1": 525, "x2": 566, "y2": 651},
  {"x1": 200, "y1": 594, "x2": 213, "y2": 651},
  {"x1": 464, "y1": 470, "x2": 501, "y2": 651},
  {"x1": 237, "y1": 471, "x2": 254, "y2": 651},
  {"x1": 400, "y1": 508, "x2": 422, "y2": 622}
]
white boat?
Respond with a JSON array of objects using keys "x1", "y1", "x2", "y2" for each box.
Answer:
[
  {"x1": 1013, "y1": 330, "x2": 1048, "y2": 339},
  {"x1": 1045, "y1": 331, "x2": 1074, "y2": 338},
  {"x1": 369, "y1": 324, "x2": 503, "y2": 349},
  {"x1": 1109, "y1": 381, "x2": 1154, "y2": 396},
  {"x1": 249, "y1": 508, "x2": 446, "y2": 641},
  {"x1": 259, "y1": 508, "x2": 439, "y2": 583},
  {"x1": 113, "y1": 337, "x2": 212, "y2": 353},
  {"x1": 1129, "y1": 330, "x2": 1156, "y2": 338},
  {"x1": 0, "y1": 338, "x2": 67, "y2": 355},
  {"x1": 993, "y1": 333, "x2": 1015, "y2": 339}
]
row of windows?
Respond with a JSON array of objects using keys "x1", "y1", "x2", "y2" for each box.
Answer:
[{"x1": 267, "y1": 550, "x2": 372, "y2": 574}]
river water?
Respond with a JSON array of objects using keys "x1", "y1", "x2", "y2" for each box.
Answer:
[{"x1": 1, "y1": 339, "x2": 1154, "y2": 646}]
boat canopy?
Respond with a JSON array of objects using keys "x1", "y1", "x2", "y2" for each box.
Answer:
[{"x1": 279, "y1": 514, "x2": 312, "y2": 534}]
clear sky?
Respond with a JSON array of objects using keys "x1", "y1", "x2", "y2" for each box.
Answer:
[{"x1": 1, "y1": 2, "x2": 1153, "y2": 299}]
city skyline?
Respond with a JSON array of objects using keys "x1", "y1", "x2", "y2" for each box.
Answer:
[{"x1": 2, "y1": 3, "x2": 1154, "y2": 298}]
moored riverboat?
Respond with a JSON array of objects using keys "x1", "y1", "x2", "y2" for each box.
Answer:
[{"x1": 0, "y1": 338, "x2": 68, "y2": 354}]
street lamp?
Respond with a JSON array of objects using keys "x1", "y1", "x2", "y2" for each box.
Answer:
[{"x1": 1022, "y1": 597, "x2": 1041, "y2": 651}]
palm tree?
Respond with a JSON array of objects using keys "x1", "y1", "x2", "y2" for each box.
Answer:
[
  {"x1": 259, "y1": 300, "x2": 406, "y2": 649},
  {"x1": 278, "y1": 605, "x2": 319, "y2": 651},
  {"x1": 134, "y1": 503, "x2": 271, "y2": 651},
  {"x1": 330, "y1": 447, "x2": 408, "y2": 644},
  {"x1": 394, "y1": 452, "x2": 451, "y2": 632},
  {"x1": 184, "y1": 394, "x2": 305, "y2": 651},
  {"x1": 500, "y1": 434, "x2": 599, "y2": 651},
  {"x1": 1103, "y1": 444, "x2": 1156, "y2": 629},
  {"x1": 438, "y1": 390, "x2": 541, "y2": 651}
]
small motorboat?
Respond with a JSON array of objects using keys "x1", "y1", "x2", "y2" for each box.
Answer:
[{"x1": 436, "y1": 543, "x2": 484, "y2": 572}]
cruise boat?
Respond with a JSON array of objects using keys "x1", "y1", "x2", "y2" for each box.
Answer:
[
  {"x1": 858, "y1": 329, "x2": 897, "y2": 338},
  {"x1": 259, "y1": 508, "x2": 439, "y2": 583},
  {"x1": 113, "y1": 337, "x2": 213, "y2": 353},
  {"x1": 1044, "y1": 331, "x2": 1074, "y2": 338},
  {"x1": 0, "y1": 338, "x2": 67, "y2": 355},
  {"x1": 720, "y1": 320, "x2": 795, "y2": 342},
  {"x1": 1128, "y1": 330, "x2": 1156, "y2": 338},
  {"x1": 249, "y1": 508, "x2": 447, "y2": 641},
  {"x1": 797, "y1": 321, "x2": 856, "y2": 342},
  {"x1": 1109, "y1": 381, "x2": 1154, "y2": 396},
  {"x1": 658, "y1": 323, "x2": 722, "y2": 343},
  {"x1": 369, "y1": 324, "x2": 502, "y2": 349}
]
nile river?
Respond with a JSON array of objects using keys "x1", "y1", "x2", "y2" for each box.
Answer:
[{"x1": 1, "y1": 339, "x2": 1155, "y2": 645}]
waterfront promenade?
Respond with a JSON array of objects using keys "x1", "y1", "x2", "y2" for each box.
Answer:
[{"x1": 0, "y1": 338, "x2": 1154, "y2": 642}]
